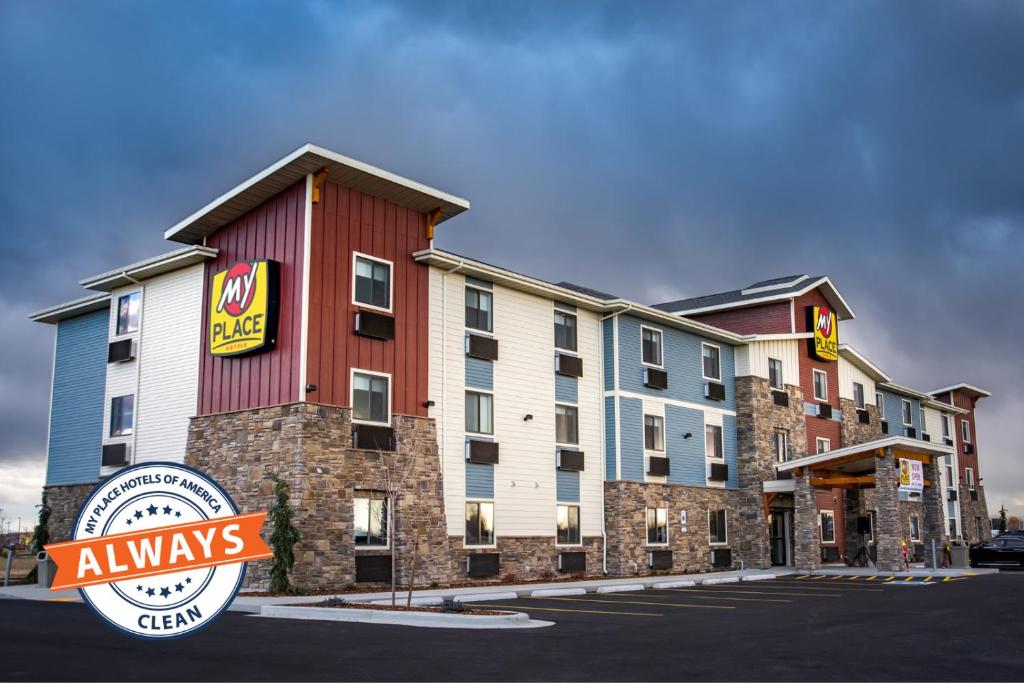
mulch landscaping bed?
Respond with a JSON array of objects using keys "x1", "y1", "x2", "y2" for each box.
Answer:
[{"x1": 239, "y1": 573, "x2": 601, "y2": 598}]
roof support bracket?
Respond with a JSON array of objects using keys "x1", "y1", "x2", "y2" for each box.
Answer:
[
  {"x1": 425, "y1": 207, "x2": 443, "y2": 241},
  {"x1": 311, "y1": 167, "x2": 329, "y2": 204}
]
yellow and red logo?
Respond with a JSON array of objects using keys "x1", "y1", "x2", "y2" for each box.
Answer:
[
  {"x1": 208, "y1": 260, "x2": 278, "y2": 357},
  {"x1": 811, "y1": 305, "x2": 838, "y2": 361}
]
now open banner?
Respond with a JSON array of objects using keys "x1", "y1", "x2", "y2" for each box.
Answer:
[{"x1": 899, "y1": 458, "x2": 924, "y2": 494}]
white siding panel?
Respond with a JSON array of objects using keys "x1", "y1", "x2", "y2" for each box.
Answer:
[
  {"x1": 838, "y1": 357, "x2": 877, "y2": 403},
  {"x1": 103, "y1": 285, "x2": 143, "y2": 467},
  {"x1": 135, "y1": 265, "x2": 204, "y2": 462},
  {"x1": 736, "y1": 339, "x2": 799, "y2": 387}
]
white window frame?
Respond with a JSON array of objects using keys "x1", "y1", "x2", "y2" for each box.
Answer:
[
  {"x1": 920, "y1": 409, "x2": 927, "y2": 435},
  {"x1": 640, "y1": 325, "x2": 664, "y2": 368},
  {"x1": 464, "y1": 500, "x2": 496, "y2": 548},
  {"x1": 816, "y1": 437, "x2": 831, "y2": 454},
  {"x1": 819, "y1": 510, "x2": 836, "y2": 544},
  {"x1": 351, "y1": 251, "x2": 394, "y2": 313},
  {"x1": 553, "y1": 309, "x2": 578, "y2": 354},
  {"x1": 708, "y1": 509, "x2": 728, "y2": 546},
  {"x1": 961, "y1": 419, "x2": 971, "y2": 443},
  {"x1": 643, "y1": 413, "x2": 665, "y2": 452},
  {"x1": 772, "y1": 429, "x2": 789, "y2": 463},
  {"x1": 645, "y1": 506, "x2": 669, "y2": 546},
  {"x1": 901, "y1": 398, "x2": 913, "y2": 426},
  {"x1": 853, "y1": 382, "x2": 865, "y2": 410},
  {"x1": 701, "y1": 342, "x2": 722, "y2": 382},
  {"x1": 555, "y1": 503, "x2": 582, "y2": 547},
  {"x1": 866, "y1": 510, "x2": 876, "y2": 544},
  {"x1": 768, "y1": 357, "x2": 784, "y2": 391},
  {"x1": 109, "y1": 394, "x2": 135, "y2": 437},
  {"x1": 353, "y1": 493, "x2": 389, "y2": 550},
  {"x1": 465, "y1": 284, "x2": 494, "y2": 334},
  {"x1": 704, "y1": 423, "x2": 724, "y2": 462},
  {"x1": 812, "y1": 369, "x2": 828, "y2": 402},
  {"x1": 909, "y1": 515, "x2": 921, "y2": 542},
  {"x1": 876, "y1": 392, "x2": 885, "y2": 419},
  {"x1": 555, "y1": 403, "x2": 579, "y2": 446},
  {"x1": 965, "y1": 467, "x2": 975, "y2": 491},
  {"x1": 941, "y1": 414, "x2": 951, "y2": 439},
  {"x1": 349, "y1": 368, "x2": 392, "y2": 425},
  {"x1": 114, "y1": 291, "x2": 141, "y2": 338},
  {"x1": 465, "y1": 389, "x2": 495, "y2": 436}
]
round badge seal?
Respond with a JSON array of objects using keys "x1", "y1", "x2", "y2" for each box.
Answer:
[{"x1": 51, "y1": 462, "x2": 270, "y2": 639}]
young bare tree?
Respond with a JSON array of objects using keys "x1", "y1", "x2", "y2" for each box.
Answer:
[{"x1": 369, "y1": 448, "x2": 418, "y2": 606}]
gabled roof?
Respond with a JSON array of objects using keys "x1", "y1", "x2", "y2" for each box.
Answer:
[
  {"x1": 929, "y1": 383, "x2": 991, "y2": 400},
  {"x1": 165, "y1": 143, "x2": 470, "y2": 244},
  {"x1": 29, "y1": 292, "x2": 111, "y2": 324},
  {"x1": 878, "y1": 382, "x2": 933, "y2": 402},
  {"x1": 653, "y1": 274, "x2": 855, "y2": 321},
  {"x1": 839, "y1": 344, "x2": 891, "y2": 383},
  {"x1": 80, "y1": 246, "x2": 218, "y2": 291},
  {"x1": 776, "y1": 435, "x2": 954, "y2": 474},
  {"x1": 555, "y1": 281, "x2": 618, "y2": 301}
]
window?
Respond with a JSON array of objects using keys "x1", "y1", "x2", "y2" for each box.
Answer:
[
  {"x1": 708, "y1": 509, "x2": 727, "y2": 545},
  {"x1": 816, "y1": 437, "x2": 831, "y2": 454},
  {"x1": 961, "y1": 419, "x2": 971, "y2": 443},
  {"x1": 965, "y1": 467, "x2": 975, "y2": 491},
  {"x1": 945, "y1": 460, "x2": 954, "y2": 487},
  {"x1": 353, "y1": 494, "x2": 387, "y2": 546},
  {"x1": 554, "y1": 310, "x2": 577, "y2": 352},
  {"x1": 465, "y1": 391, "x2": 494, "y2": 435},
  {"x1": 352, "y1": 371, "x2": 389, "y2": 423},
  {"x1": 813, "y1": 369, "x2": 828, "y2": 401},
  {"x1": 920, "y1": 409, "x2": 928, "y2": 434},
  {"x1": 853, "y1": 382, "x2": 865, "y2": 410},
  {"x1": 109, "y1": 395, "x2": 134, "y2": 437},
  {"x1": 555, "y1": 404, "x2": 578, "y2": 445},
  {"x1": 949, "y1": 518, "x2": 958, "y2": 538},
  {"x1": 876, "y1": 392, "x2": 885, "y2": 419},
  {"x1": 465, "y1": 502, "x2": 495, "y2": 546},
  {"x1": 556, "y1": 505, "x2": 581, "y2": 545},
  {"x1": 941, "y1": 414, "x2": 951, "y2": 438},
  {"x1": 705, "y1": 424, "x2": 723, "y2": 460},
  {"x1": 768, "y1": 357, "x2": 783, "y2": 391},
  {"x1": 465, "y1": 286, "x2": 493, "y2": 332},
  {"x1": 819, "y1": 511, "x2": 836, "y2": 544},
  {"x1": 353, "y1": 254, "x2": 391, "y2": 310},
  {"x1": 901, "y1": 399, "x2": 913, "y2": 426},
  {"x1": 909, "y1": 515, "x2": 921, "y2": 542},
  {"x1": 772, "y1": 429, "x2": 789, "y2": 463},
  {"x1": 116, "y1": 292, "x2": 140, "y2": 336},
  {"x1": 641, "y1": 327, "x2": 662, "y2": 366},
  {"x1": 701, "y1": 343, "x2": 721, "y2": 381},
  {"x1": 646, "y1": 507, "x2": 668, "y2": 544},
  {"x1": 866, "y1": 510, "x2": 876, "y2": 544},
  {"x1": 644, "y1": 415, "x2": 664, "y2": 451}
]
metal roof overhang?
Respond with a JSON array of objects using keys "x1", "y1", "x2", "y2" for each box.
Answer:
[
  {"x1": 79, "y1": 246, "x2": 219, "y2": 291},
  {"x1": 164, "y1": 144, "x2": 470, "y2": 244},
  {"x1": 29, "y1": 292, "x2": 111, "y2": 324},
  {"x1": 776, "y1": 436, "x2": 954, "y2": 476}
]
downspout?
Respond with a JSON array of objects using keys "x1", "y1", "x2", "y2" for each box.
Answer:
[
  {"x1": 598, "y1": 302, "x2": 633, "y2": 575},
  {"x1": 123, "y1": 272, "x2": 145, "y2": 465}
]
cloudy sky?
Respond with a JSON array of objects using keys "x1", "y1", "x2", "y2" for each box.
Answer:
[{"x1": 2, "y1": 1, "x2": 1022, "y2": 531}]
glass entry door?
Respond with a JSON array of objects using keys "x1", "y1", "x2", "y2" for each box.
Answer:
[{"x1": 770, "y1": 510, "x2": 794, "y2": 566}]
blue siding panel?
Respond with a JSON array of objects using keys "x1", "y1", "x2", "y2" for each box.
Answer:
[
  {"x1": 465, "y1": 462, "x2": 495, "y2": 498},
  {"x1": 882, "y1": 391, "x2": 921, "y2": 437},
  {"x1": 665, "y1": 405, "x2": 705, "y2": 486},
  {"x1": 465, "y1": 356, "x2": 494, "y2": 391},
  {"x1": 46, "y1": 310, "x2": 109, "y2": 486},
  {"x1": 724, "y1": 414, "x2": 738, "y2": 488},
  {"x1": 604, "y1": 396, "x2": 617, "y2": 480},
  {"x1": 619, "y1": 397, "x2": 644, "y2": 482},
  {"x1": 602, "y1": 318, "x2": 614, "y2": 391},
  {"x1": 555, "y1": 373, "x2": 578, "y2": 404},
  {"x1": 616, "y1": 315, "x2": 736, "y2": 411},
  {"x1": 556, "y1": 468, "x2": 581, "y2": 502}
]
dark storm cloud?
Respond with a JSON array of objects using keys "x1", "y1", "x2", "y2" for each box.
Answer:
[{"x1": 2, "y1": 1, "x2": 1022, "y2": 515}]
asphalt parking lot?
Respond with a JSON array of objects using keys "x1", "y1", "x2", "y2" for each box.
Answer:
[{"x1": 3, "y1": 573, "x2": 1023, "y2": 681}]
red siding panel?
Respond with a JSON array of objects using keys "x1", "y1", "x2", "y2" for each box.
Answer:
[
  {"x1": 688, "y1": 301, "x2": 792, "y2": 335},
  {"x1": 306, "y1": 181, "x2": 429, "y2": 417},
  {"x1": 197, "y1": 181, "x2": 307, "y2": 415}
]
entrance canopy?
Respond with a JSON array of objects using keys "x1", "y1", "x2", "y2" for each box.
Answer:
[{"x1": 776, "y1": 436, "x2": 954, "y2": 488}]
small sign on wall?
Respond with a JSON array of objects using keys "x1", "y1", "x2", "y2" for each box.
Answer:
[{"x1": 679, "y1": 510, "x2": 687, "y2": 532}]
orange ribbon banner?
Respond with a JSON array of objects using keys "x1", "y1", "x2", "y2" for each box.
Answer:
[{"x1": 45, "y1": 511, "x2": 273, "y2": 591}]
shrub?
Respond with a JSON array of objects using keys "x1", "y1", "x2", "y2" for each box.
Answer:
[{"x1": 267, "y1": 474, "x2": 301, "y2": 594}]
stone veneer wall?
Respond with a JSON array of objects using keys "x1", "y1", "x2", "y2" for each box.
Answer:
[
  {"x1": 958, "y1": 483, "x2": 991, "y2": 543},
  {"x1": 839, "y1": 399, "x2": 884, "y2": 446},
  {"x1": 43, "y1": 483, "x2": 97, "y2": 542},
  {"x1": 449, "y1": 536, "x2": 604, "y2": 582},
  {"x1": 186, "y1": 402, "x2": 452, "y2": 590},
  {"x1": 603, "y1": 481, "x2": 764, "y2": 576}
]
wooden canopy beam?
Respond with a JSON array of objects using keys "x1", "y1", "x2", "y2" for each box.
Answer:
[{"x1": 811, "y1": 474, "x2": 876, "y2": 488}]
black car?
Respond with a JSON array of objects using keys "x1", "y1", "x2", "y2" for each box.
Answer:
[{"x1": 970, "y1": 535, "x2": 1024, "y2": 568}]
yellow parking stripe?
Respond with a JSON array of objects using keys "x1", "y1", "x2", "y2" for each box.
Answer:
[
  {"x1": 885, "y1": 576, "x2": 897, "y2": 582},
  {"x1": 531, "y1": 596, "x2": 735, "y2": 610},
  {"x1": 617, "y1": 591, "x2": 792, "y2": 603},
  {"x1": 865, "y1": 576, "x2": 879, "y2": 581},
  {"x1": 742, "y1": 581, "x2": 885, "y2": 592},
  {"x1": 923, "y1": 577, "x2": 933, "y2": 583},
  {"x1": 794, "y1": 574, "x2": 812, "y2": 579},
  {"x1": 470, "y1": 603, "x2": 663, "y2": 617},
  {"x1": 830, "y1": 576, "x2": 845, "y2": 581}
]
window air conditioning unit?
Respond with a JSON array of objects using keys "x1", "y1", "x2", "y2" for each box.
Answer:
[
  {"x1": 708, "y1": 463, "x2": 729, "y2": 482},
  {"x1": 102, "y1": 443, "x2": 130, "y2": 467},
  {"x1": 772, "y1": 390, "x2": 789, "y2": 407},
  {"x1": 704, "y1": 382, "x2": 726, "y2": 402},
  {"x1": 352, "y1": 424, "x2": 396, "y2": 451},
  {"x1": 466, "y1": 439, "x2": 500, "y2": 464},
  {"x1": 354, "y1": 555, "x2": 392, "y2": 583},
  {"x1": 644, "y1": 367, "x2": 668, "y2": 390},
  {"x1": 107, "y1": 339, "x2": 135, "y2": 363},
  {"x1": 466, "y1": 553, "x2": 500, "y2": 578},
  {"x1": 647, "y1": 455, "x2": 670, "y2": 477},
  {"x1": 555, "y1": 353, "x2": 583, "y2": 378},
  {"x1": 648, "y1": 549, "x2": 672, "y2": 570},
  {"x1": 964, "y1": 443, "x2": 974, "y2": 455},
  {"x1": 711, "y1": 548, "x2": 732, "y2": 568},
  {"x1": 857, "y1": 409, "x2": 870, "y2": 424},
  {"x1": 947, "y1": 489, "x2": 958, "y2": 502},
  {"x1": 922, "y1": 433, "x2": 931, "y2": 442},
  {"x1": 817, "y1": 403, "x2": 833, "y2": 419},
  {"x1": 353, "y1": 311, "x2": 395, "y2": 340},
  {"x1": 905, "y1": 427, "x2": 917, "y2": 439},
  {"x1": 466, "y1": 333, "x2": 499, "y2": 361},
  {"x1": 557, "y1": 551, "x2": 586, "y2": 573},
  {"x1": 556, "y1": 448, "x2": 585, "y2": 472}
]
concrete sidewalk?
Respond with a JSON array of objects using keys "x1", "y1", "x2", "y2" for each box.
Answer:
[{"x1": 807, "y1": 565, "x2": 997, "y2": 578}]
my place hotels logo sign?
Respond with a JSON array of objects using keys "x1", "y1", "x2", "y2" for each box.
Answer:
[
  {"x1": 44, "y1": 463, "x2": 272, "y2": 639},
  {"x1": 208, "y1": 260, "x2": 280, "y2": 357},
  {"x1": 807, "y1": 305, "x2": 839, "y2": 362}
]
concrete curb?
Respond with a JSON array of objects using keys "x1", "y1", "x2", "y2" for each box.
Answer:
[
  {"x1": 741, "y1": 574, "x2": 776, "y2": 582},
  {"x1": 459, "y1": 592, "x2": 519, "y2": 602},
  {"x1": 369, "y1": 597, "x2": 443, "y2": 607},
  {"x1": 700, "y1": 576, "x2": 740, "y2": 585},
  {"x1": 259, "y1": 605, "x2": 551, "y2": 629},
  {"x1": 648, "y1": 580, "x2": 696, "y2": 589},
  {"x1": 530, "y1": 588, "x2": 587, "y2": 597},
  {"x1": 597, "y1": 584, "x2": 644, "y2": 593}
]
